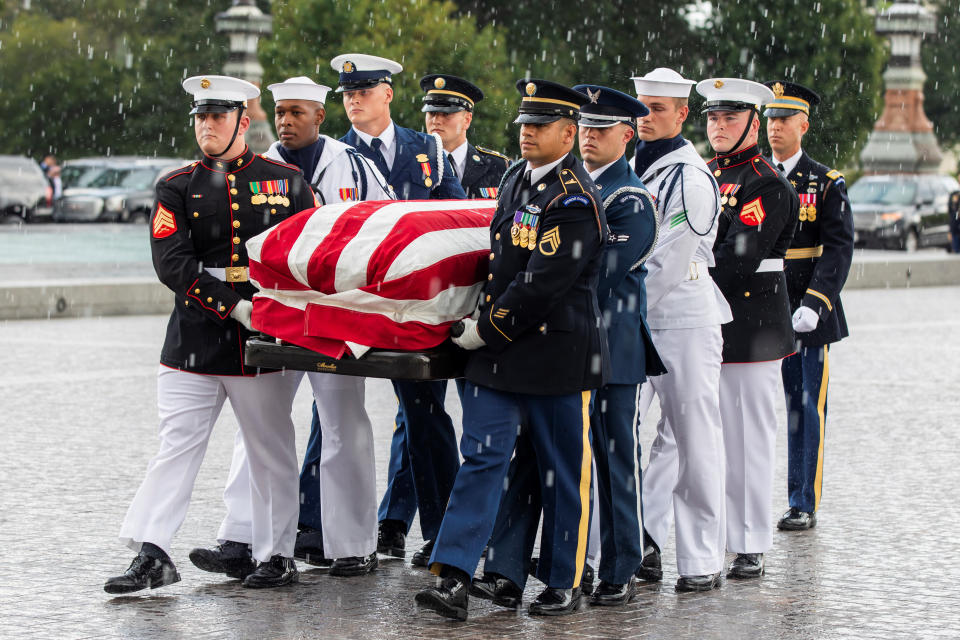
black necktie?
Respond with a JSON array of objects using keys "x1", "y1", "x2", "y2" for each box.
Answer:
[
  {"x1": 513, "y1": 169, "x2": 531, "y2": 203},
  {"x1": 370, "y1": 137, "x2": 390, "y2": 179},
  {"x1": 777, "y1": 162, "x2": 786, "y2": 174},
  {"x1": 447, "y1": 153, "x2": 457, "y2": 177}
]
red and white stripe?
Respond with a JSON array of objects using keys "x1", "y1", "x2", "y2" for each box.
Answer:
[{"x1": 247, "y1": 199, "x2": 496, "y2": 358}]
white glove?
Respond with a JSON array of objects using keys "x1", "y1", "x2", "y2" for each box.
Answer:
[
  {"x1": 792, "y1": 306, "x2": 819, "y2": 333},
  {"x1": 451, "y1": 317, "x2": 486, "y2": 350},
  {"x1": 230, "y1": 299, "x2": 254, "y2": 330}
]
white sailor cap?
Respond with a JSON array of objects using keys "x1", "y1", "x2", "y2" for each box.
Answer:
[
  {"x1": 696, "y1": 78, "x2": 775, "y2": 113},
  {"x1": 630, "y1": 68, "x2": 696, "y2": 98},
  {"x1": 182, "y1": 75, "x2": 259, "y2": 114},
  {"x1": 330, "y1": 54, "x2": 403, "y2": 92},
  {"x1": 267, "y1": 76, "x2": 332, "y2": 104}
]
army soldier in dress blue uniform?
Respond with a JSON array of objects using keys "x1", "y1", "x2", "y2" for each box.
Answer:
[
  {"x1": 763, "y1": 81, "x2": 854, "y2": 532},
  {"x1": 699, "y1": 78, "x2": 799, "y2": 582},
  {"x1": 421, "y1": 73, "x2": 509, "y2": 199},
  {"x1": 470, "y1": 85, "x2": 662, "y2": 610},
  {"x1": 104, "y1": 76, "x2": 315, "y2": 594},
  {"x1": 331, "y1": 53, "x2": 467, "y2": 568},
  {"x1": 414, "y1": 80, "x2": 607, "y2": 621}
]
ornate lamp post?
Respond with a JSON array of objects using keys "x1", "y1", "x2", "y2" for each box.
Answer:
[
  {"x1": 215, "y1": 0, "x2": 275, "y2": 153},
  {"x1": 860, "y1": 0, "x2": 943, "y2": 174}
]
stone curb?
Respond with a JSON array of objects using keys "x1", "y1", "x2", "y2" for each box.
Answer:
[{"x1": 2, "y1": 256, "x2": 958, "y2": 320}]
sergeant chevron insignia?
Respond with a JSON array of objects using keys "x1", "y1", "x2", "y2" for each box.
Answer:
[
  {"x1": 739, "y1": 197, "x2": 766, "y2": 226},
  {"x1": 152, "y1": 203, "x2": 177, "y2": 238},
  {"x1": 538, "y1": 226, "x2": 561, "y2": 255}
]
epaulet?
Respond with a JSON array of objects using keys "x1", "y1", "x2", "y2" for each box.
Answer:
[
  {"x1": 476, "y1": 146, "x2": 510, "y2": 161},
  {"x1": 258, "y1": 155, "x2": 302, "y2": 174},
  {"x1": 826, "y1": 169, "x2": 844, "y2": 181},
  {"x1": 162, "y1": 161, "x2": 198, "y2": 182},
  {"x1": 549, "y1": 168, "x2": 596, "y2": 208}
]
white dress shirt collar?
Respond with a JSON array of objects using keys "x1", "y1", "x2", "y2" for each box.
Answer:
[
  {"x1": 526, "y1": 155, "x2": 566, "y2": 185},
  {"x1": 449, "y1": 140, "x2": 469, "y2": 177},
  {"x1": 772, "y1": 147, "x2": 803, "y2": 177},
  {"x1": 353, "y1": 121, "x2": 397, "y2": 171},
  {"x1": 587, "y1": 159, "x2": 618, "y2": 184}
]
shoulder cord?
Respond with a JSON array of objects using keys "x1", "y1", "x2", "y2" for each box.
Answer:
[
  {"x1": 603, "y1": 186, "x2": 660, "y2": 270},
  {"x1": 431, "y1": 132, "x2": 445, "y2": 188}
]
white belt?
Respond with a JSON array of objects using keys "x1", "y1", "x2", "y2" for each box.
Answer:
[
  {"x1": 756, "y1": 258, "x2": 783, "y2": 273},
  {"x1": 686, "y1": 261, "x2": 709, "y2": 281},
  {"x1": 205, "y1": 267, "x2": 226, "y2": 281}
]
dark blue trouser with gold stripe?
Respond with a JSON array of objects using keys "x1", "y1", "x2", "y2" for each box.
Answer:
[
  {"x1": 781, "y1": 345, "x2": 830, "y2": 514},
  {"x1": 429, "y1": 382, "x2": 593, "y2": 589},
  {"x1": 377, "y1": 380, "x2": 460, "y2": 541}
]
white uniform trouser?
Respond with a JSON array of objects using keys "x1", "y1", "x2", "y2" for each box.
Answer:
[
  {"x1": 119, "y1": 367, "x2": 301, "y2": 562},
  {"x1": 639, "y1": 325, "x2": 726, "y2": 577},
  {"x1": 719, "y1": 361, "x2": 782, "y2": 554},
  {"x1": 219, "y1": 372, "x2": 377, "y2": 559}
]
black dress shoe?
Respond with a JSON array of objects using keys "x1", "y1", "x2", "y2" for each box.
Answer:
[
  {"x1": 329, "y1": 552, "x2": 378, "y2": 577},
  {"x1": 727, "y1": 553, "x2": 764, "y2": 579},
  {"x1": 415, "y1": 577, "x2": 469, "y2": 621},
  {"x1": 675, "y1": 572, "x2": 721, "y2": 592},
  {"x1": 777, "y1": 507, "x2": 817, "y2": 531},
  {"x1": 411, "y1": 539, "x2": 434, "y2": 567},
  {"x1": 376, "y1": 520, "x2": 406, "y2": 558},
  {"x1": 635, "y1": 544, "x2": 663, "y2": 582},
  {"x1": 242, "y1": 555, "x2": 298, "y2": 588},
  {"x1": 188, "y1": 541, "x2": 256, "y2": 580},
  {"x1": 581, "y1": 563, "x2": 595, "y2": 596},
  {"x1": 104, "y1": 552, "x2": 181, "y2": 594},
  {"x1": 293, "y1": 527, "x2": 332, "y2": 568},
  {"x1": 469, "y1": 573, "x2": 523, "y2": 608},
  {"x1": 589, "y1": 578, "x2": 637, "y2": 606},
  {"x1": 528, "y1": 587, "x2": 581, "y2": 616}
]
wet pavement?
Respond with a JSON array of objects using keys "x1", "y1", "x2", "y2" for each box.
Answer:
[{"x1": 1, "y1": 285, "x2": 959, "y2": 639}]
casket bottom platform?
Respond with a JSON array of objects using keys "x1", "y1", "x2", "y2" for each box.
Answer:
[{"x1": 244, "y1": 337, "x2": 467, "y2": 381}]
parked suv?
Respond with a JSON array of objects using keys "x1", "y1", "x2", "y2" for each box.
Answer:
[
  {"x1": 53, "y1": 156, "x2": 191, "y2": 223},
  {"x1": 0, "y1": 155, "x2": 53, "y2": 223},
  {"x1": 850, "y1": 173, "x2": 959, "y2": 251}
]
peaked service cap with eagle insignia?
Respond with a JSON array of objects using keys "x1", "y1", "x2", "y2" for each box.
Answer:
[{"x1": 572, "y1": 84, "x2": 649, "y2": 128}]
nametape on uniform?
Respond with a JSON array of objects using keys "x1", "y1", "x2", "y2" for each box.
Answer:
[
  {"x1": 739, "y1": 197, "x2": 766, "y2": 226},
  {"x1": 562, "y1": 195, "x2": 590, "y2": 207},
  {"x1": 153, "y1": 203, "x2": 177, "y2": 238}
]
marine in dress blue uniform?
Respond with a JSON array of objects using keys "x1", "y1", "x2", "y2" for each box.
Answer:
[
  {"x1": 477, "y1": 86, "x2": 663, "y2": 608},
  {"x1": 700, "y1": 78, "x2": 799, "y2": 581},
  {"x1": 332, "y1": 54, "x2": 467, "y2": 565},
  {"x1": 105, "y1": 76, "x2": 314, "y2": 594},
  {"x1": 763, "y1": 81, "x2": 854, "y2": 531},
  {"x1": 420, "y1": 73, "x2": 510, "y2": 200},
  {"x1": 415, "y1": 79, "x2": 607, "y2": 621}
]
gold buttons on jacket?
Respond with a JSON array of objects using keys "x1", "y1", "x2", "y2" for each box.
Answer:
[
  {"x1": 231, "y1": 203, "x2": 239, "y2": 211},
  {"x1": 233, "y1": 220, "x2": 240, "y2": 228},
  {"x1": 495, "y1": 232, "x2": 501, "y2": 240},
  {"x1": 184, "y1": 300, "x2": 189, "y2": 306},
  {"x1": 232, "y1": 253, "x2": 240, "y2": 262},
  {"x1": 489, "y1": 252, "x2": 495, "y2": 260},
  {"x1": 488, "y1": 273, "x2": 493, "y2": 280},
  {"x1": 219, "y1": 305, "x2": 226, "y2": 312},
  {"x1": 227, "y1": 174, "x2": 236, "y2": 182},
  {"x1": 230, "y1": 188, "x2": 238, "y2": 195},
  {"x1": 485, "y1": 295, "x2": 491, "y2": 302},
  {"x1": 193, "y1": 211, "x2": 199, "y2": 218},
  {"x1": 270, "y1": 208, "x2": 276, "y2": 214},
  {"x1": 194, "y1": 288, "x2": 200, "y2": 294},
  {"x1": 233, "y1": 237, "x2": 240, "y2": 245},
  {"x1": 744, "y1": 291, "x2": 751, "y2": 297},
  {"x1": 714, "y1": 169, "x2": 722, "y2": 177},
  {"x1": 206, "y1": 297, "x2": 213, "y2": 303}
]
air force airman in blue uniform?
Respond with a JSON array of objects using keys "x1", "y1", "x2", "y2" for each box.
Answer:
[
  {"x1": 332, "y1": 54, "x2": 467, "y2": 567},
  {"x1": 415, "y1": 80, "x2": 607, "y2": 621},
  {"x1": 763, "y1": 81, "x2": 854, "y2": 532}
]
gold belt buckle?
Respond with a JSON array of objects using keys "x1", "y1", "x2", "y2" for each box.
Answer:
[{"x1": 225, "y1": 266, "x2": 248, "y2": 282}]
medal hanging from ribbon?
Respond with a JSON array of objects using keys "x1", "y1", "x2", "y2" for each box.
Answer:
[
  {"x1": 798, "y1": 193, "x2": 817, "y2": 222},
  {"x1": 420, "y1": 160, "x2": 433, "y2": 188},
  {"x1": 249, "y1": 179, "x2": 290, "y2": 207},
  {"x1": 719, "y1": 183, "x2": 741, "y2": 207},
  {"x1": 511, "y1": 210, "x2": 523, "y2": 246}
]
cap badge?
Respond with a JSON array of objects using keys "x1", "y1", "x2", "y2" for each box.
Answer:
[
  {"x1": 714, "y1": 80, "x2": 724, "y2": 89},
  {"x1": 342, "y1": 61, "x2": 354, "y2": 73},
  {"x1": 200, "y1": 78, "x2": 211, "y2": 89},
  {"x1": 586, "y1": 88, "x2": 600, "y2": 104},
  {"x1": 525, "y1": 82, "x2": 537, "y2": 96},
  {"x1": 434, "y1": 77, "x2": 446, "y2": 89},
  {"x1": 772, "y1": 82, "x2": 785, "y2": 98}
]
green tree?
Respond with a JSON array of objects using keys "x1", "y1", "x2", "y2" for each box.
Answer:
[
  {"x1": 699, "y1": 0, "x2": 884, "y2": 169},
  {"x1": 260, "y1": 0, "x2": 513, "y2": 155},
  {"x1": 0, "y1": 1, "x2": 228, "y2": 159},
  {"x1": 922, "y1": 0, "x2": 960, "y2": 158}
]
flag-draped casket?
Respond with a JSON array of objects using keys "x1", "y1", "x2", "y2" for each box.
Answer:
[{"x1": 247, "y1": 199, "x2": 496, "y2": 359}]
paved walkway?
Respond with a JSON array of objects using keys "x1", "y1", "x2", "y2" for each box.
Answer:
[{"x1": 1, "y1": 286, "x2": 959, "y2": 638}]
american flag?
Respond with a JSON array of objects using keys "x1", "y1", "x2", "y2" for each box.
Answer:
[{"x1": 247, "y1": 199, "x2": 496, "y2": 359}]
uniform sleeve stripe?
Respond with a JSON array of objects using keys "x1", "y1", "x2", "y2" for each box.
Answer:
[{"x1": 806, "y1": 288, "x2": 833, "y2": 312}]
